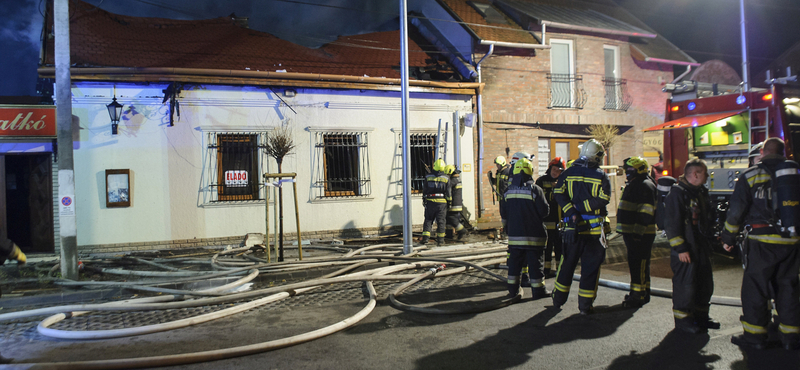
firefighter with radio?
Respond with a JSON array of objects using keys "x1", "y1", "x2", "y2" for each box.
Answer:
[
  {"x1": 536, "y1": 157, "x2": 566, "y2": 278},
  {"x1": 721, "y1": 138, "x2": 800, "y2": 350},
  {"x1": 421, "y1": 159, "x2": 450, "y2": 246},
  {"x1": 664, "y1": 158, "x2": 720, "y2": 334},
  {"x1": 444, "y1": 165, "x2": 468, "y2": 240},
  {"x1": 504, "y1": 157, "x2": 550, "y2": 299},
  {"x1": 551, "y1": 139, "x2": 611, "y2": 314},
  {"x1": 616, "y1": 156, "x2": 657, "y2": 308}
]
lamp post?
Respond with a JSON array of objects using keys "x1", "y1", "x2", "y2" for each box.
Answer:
[{"x1": 107, "y1": 96, "x2": 123, "y2": 135}]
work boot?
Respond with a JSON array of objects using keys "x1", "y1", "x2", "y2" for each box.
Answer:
[
  {"x1": 580, "y1": 306, "x2": 594, "y2": 316},
  {"x1": 695, "y1": 317, "x2": 721, "y2": 330},
  {"x1": 507, "y1": 284, "x2": 520, "y2": 298},
  {"x1": 531, "y1": 287, "x2": 551, "y2": 300},
  {"x1": 675, "y1": 317, "x2": 703, "y2": 334},
  {"x1": 622, "y1": 294, "x2": 645, "y2": 308},
  {"x1": 420, "y1": 236, "x2": 429, "y2": 245},
  {"x1": 457, "y1": 229, "x2": 468, "y2": 240},
  {"x1": 731, "y1": 335, "x2": 767, "y2": 350},
  {"x1": 436, "y1": 237, "x2": 444, "y2": 246}
]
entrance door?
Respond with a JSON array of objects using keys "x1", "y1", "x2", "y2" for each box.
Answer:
[
  {"x1": 4, "y1": 154, "x2": 54, "y2": 253},
  {"x1": 550, "y1": 138, "x2": 584, "y2": 162}
]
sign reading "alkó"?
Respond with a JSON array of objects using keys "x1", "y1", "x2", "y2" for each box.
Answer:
[
  {"x1": 225, "y1": 170, "x2": 249, "y2": 187},
  {"x1": 0, "y1": 106, "x2": 57, "y2": 138}
]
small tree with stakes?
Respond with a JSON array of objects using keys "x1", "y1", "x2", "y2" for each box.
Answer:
[{"x1": 265, "y1": 125, "x2": 296, "y2": 262}]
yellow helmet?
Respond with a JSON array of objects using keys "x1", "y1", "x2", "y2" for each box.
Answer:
[
  {"x1": 443, "y1": 164, "x2": 456, "y2": 175},
  {"x1": 566, "y1": 159, "x2": 575, "y2": 169},
  {"x1": 494, "y1": 156, "x2": 507, "y2": 166},
  {"x1": 623, "y1": 156, "x2": 649, "y2": 175},
  {"x1": 513, "y1": 157, "x2": 533, "y2": 176},
  {"x1": 433, "y1": 159, "x2": 446, "y2": 172},
  {"x1": 579, "y1": 139, "x2": 605, "y2": 164}
]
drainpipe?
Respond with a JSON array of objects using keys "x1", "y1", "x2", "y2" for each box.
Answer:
[
  {"x1": 475, "y1": 44, "x2": 494, "y2": 216},
  {"x1": 671, "y1": 65, "x2": 692, "y2": 84},
  {"x1": 739, "y1": 0, "x2": 750, "y2": 92}
]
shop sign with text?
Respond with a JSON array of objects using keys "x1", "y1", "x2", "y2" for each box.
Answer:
[{"x1": 0, "y1": 106, "x2": 57, "y2": 138}]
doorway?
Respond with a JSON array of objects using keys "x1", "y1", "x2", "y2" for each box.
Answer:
[{"x1": 3, "y1": 154, "x2": 54, "y2": 253}]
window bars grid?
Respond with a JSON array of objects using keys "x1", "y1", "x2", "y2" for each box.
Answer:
[
  {"x1": 206, "y1": 131, "x2": 269, "y2": 203},
  {"x1": 409, "y1": 133, "x2": 438, "y2": 193},
  {"x1": 547, "y1": 73, "x2": 587, "y2": 109},
  {"x1": 313, "y1": 131, "x2": 371, "y2": 198},
  {"x1": 602, "y1": 78, "x2": 633, "y2": 111}
]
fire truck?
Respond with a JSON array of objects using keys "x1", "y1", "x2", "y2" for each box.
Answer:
[{"x1": 645, "y1": 82, "x2": 800, "y2": 245}]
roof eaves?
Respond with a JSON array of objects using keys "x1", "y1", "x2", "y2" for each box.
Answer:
[{"x1": 630, "y1": 45, "x2": 700, "y2": 67}]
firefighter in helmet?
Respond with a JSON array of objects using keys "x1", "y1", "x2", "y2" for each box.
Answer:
[
  {"x1": 536, "y1": 157, "x2": 566, "y2": 277},
  {"x1": 617, "y1": 156, "x2": 657, "y2": 307},
  {"x1": 421, "y1": 159, "x2": 450, "y2": 245},
  {"x1": 504, "y1": 157, "x2": 550, "y2": 299},
  {"x1": 444, "y1": 164, "x2": 467, "y2": 240},
  {"x1": 723, "y1": 138, "x2": 800, "y2": 350},
  {"x1": 552, "y1": 139, "x2": 611, "y2": 314},
  {"x1": 488, "y1": 156, "x2": 511, "y2": 232}
]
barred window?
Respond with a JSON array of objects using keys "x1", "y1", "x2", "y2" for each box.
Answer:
[
  {"x1": 410, "y1": 133, "x2": 437, "y2": 193},
  {"x1": 313, "y1": 131, "x2": 371, "y2": 198},
  {"x1": 206, "y1": 132, "x2": 268, "y2": 203}
]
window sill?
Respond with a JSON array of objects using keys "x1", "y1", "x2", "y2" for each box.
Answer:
[
  {"x1": 310, "y1": 197, "x2": 374, "y2": 204},
  {"x1": 201, "y1": 201, "x2": 267, "y2": 208}
]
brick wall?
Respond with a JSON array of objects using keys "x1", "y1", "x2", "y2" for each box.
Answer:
[{"x1": 474, "y1": 31, "x2": 674, "y2": 223}]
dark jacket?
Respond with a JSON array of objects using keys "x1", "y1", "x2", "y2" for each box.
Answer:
[
  {"x1": 535, "y1": 172, "x2": 560, "y2": 230},
  {"x1": 447, "y1": 172, "x2": 463, "y2": 213},
  {"x1": 616, "y1": 174, "x2": 657, "y2": 236},
  {"x1": 664, "y1": 177, "x2": 713, "y2": 254},
  {"x1": 554, "y1": 157, "x2": 611, "y2": 235},
  {"x1": 504, "y1": 173, "x2": 549, "y2": 248},
  {"x1": 424, "y1": 171, "x2": 450, "y2": 204},
  {"x1": 495, "y1": 165, "x2": 511, "y2": 199},
  {"x1": 721, "y1": 154, "x2": 800, "y2": 246}
]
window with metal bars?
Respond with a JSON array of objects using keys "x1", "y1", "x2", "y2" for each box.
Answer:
[
  {"x1": 546, "y1": 73, "x2": 587, "y2": 109},
  {"x1": 409, "y1": 133, "x2": 437, "y2": 193},
  {"x1": 206, "y1": 132, "x2": 268, "y2": 203},
  {"x1": 313, "y1": 131, "x2": 371, "y2": 198}
]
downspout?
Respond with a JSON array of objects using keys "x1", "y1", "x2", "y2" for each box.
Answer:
[
  {"x1": 475, "y1": 44, "x2": 494, "y2": 216},
  {"x1": 671, "y1": 65, "x2": 692, "y2": 84}
]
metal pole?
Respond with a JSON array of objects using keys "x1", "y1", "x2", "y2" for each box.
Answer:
[
  {"x1": 55, "y1": 0, "x2": 78, "y2": 280},
  {"x1": 475, "y1": 44, "x2": 493, "y2": 217},
  {"x1": 400, "y1": 0, "x2": 413, "y2": 255},
  {"x1": 435, "y1": 119, "x2": 441, "y2": 162},
  {"x1": 453, "y1": 110, "x2": 461, "y2": 168},
  {"x1": 292, "y1": 177, "x2": 302, "y2": 260},
  {"x1": 264, "y1": 180, "x2": 270, "y2": 263},
  {"x1": 740, "y1": 0, "x2": 749, "y2": 92}
]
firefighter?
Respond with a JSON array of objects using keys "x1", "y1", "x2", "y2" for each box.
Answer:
[
  {"x1": 507, "y1": 151, "x2": 535, "y2": 285},
  {"x1": 748, "y1": 141, "x2": 764, "y2": 167},
  {"x1": 421, "y1": 159, "x2": 450, "y2": 246},
  {"x1": 487, "y1": 156, "x2": 511, "y2": 232},
  {"x1": 722, "y1": 138, "x2": 800, "y2": 350},
  {"x1": 504, "y1": 157, "x2": 550, "y2": 299},
  {"x1": 1, "y1": 238, "x2": 27, "y2": 297},
  {"x1": 551, "y1": 139, "x2": 611, "y2": 314},
  {"x1": 664, "y1": 158, "x2": 719, "y2": 334},
  {"x1": 536, "y1": 157, "x2": 566, "y2": 277},
  {"x1": 616, "y1": 156, "x2": 657, "y2": 308},
  {"x1": 444, "y1": 165, "x2": 467, "y2": 240}
]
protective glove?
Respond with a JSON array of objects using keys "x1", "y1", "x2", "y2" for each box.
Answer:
[
  {"x1": 562, "y1": 228, "x2": 576, "y2": 246},
  {"x1": 9, "y1": 244, "x2": 26, "y2": 265}
]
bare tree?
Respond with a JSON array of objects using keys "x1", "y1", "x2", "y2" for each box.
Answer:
[
  {"x1": 265, "y1": 125, "x2": 296, "y2": 262},
  {"x1": 586, "y1": 124, "x2": 619, "y2": 164}
]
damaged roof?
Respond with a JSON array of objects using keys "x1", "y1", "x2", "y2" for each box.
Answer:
[
  {"x1": 43, "y1": 0, "x2": 457, "y2": 80},
  {"x1": 438, "y1": 0, "x2": 540, "y2": 45}
]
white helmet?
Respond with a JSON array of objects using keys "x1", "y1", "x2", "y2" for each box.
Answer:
[
  {"x1": 509, "y1": 151, "x2": 534, "y2": 165},
  {"x1": 579, "y1": 139, "x2": 605, "y2": 165}
]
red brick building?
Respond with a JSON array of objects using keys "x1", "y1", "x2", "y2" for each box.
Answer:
[{"x1": 414, "y1": 0, "x2": 698, "y2": 223}]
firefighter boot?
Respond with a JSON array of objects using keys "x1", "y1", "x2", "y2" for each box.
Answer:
[
  {"x1": 674, "y1": 317, "x2": 702, "y2": 334},
  {"x1": 622, "y1": 294, "x2": 645, "y2": 308},
  {"x1": 457, "y1": 229, "x2": 468, "y2": 240},
  {"x1": 531, "y1": 287, "x2": 551, "y2": 300},
  {"x1": 436, "y1": 237, "x2": 444, "y2": 246},
  {"x1": 694, "y1": 314, "x2": 721, "y2": 330},
  {"x1": 420, "y1": 236, "x2": 429, "y2": 245},
  {"x1": 507, "y1": 283, "x2": 520, "y2": 298}
]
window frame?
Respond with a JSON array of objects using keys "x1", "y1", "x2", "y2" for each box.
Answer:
[
  {"x1": 311, "y1": 128, "x2": 373, "y2": 199},
  {"x1": 550, "y1": 39, "x2": 576, "y2": 108},
  {"x1": 205, "y1": 131, "x2": 269, "y2": 204}
]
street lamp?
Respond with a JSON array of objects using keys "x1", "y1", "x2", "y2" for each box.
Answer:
[{"x1": 107, "y1": 96, "x2": 123, "y2": 135}]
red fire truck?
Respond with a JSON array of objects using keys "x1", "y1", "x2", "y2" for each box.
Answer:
[{"x1": 646, "y1": 83, "x2": 800, "y2": 244}]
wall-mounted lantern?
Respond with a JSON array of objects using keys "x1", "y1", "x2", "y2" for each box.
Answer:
[{"x1": 107, "y1": 96, "x2": 123, "y2": 135}]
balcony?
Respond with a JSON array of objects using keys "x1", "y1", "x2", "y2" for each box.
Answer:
[
  {"x1": 547, "y1": 73, "x2": 587, "y2": 109},
  {"x1": 602, "y1": 78, "x2": 633, "y2": 111}
]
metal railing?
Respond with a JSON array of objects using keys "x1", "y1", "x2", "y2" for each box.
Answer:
[
  {"x1": 206, "y1": 131, "x2": 269, "y2": 203},
  {"x1": 313, "y1": 131, "x2": 372, "y2": 198},
  {"x1": 547, "y1": 73, "x2": 587, "y2": 109},
  {"x1": 602, "y1": 78, "x2": 633, "y2": 111}
]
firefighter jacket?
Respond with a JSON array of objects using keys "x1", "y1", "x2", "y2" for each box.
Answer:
[
  {"x1": 424, "y1": 171, "x2": 450, "y2": 204},
  {"x1": 616, "y1": 174, "x2": 657, "y2": 236},
  {"x1": 535, "y1": 171, "x2": 561, "y2": 230},
  {"x1": 554, "y1": 158, "x2": 611, "y2": 235},
  {"x1": 504, "y1": 173, "x2": 549, "y2": 248},
  {"x1": 721, "y1": 154, "x2": 800, "y2": 246},
  {"x1": 495, "y1": 165, "x2": 511, "y2": 199},
  {"x1": 664, "y1": 177, "x2": 714, "y2": 255},
  {"x1": 446, "y1": 172, "x2": 463, "y2": 213}
]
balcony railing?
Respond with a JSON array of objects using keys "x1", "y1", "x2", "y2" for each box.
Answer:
[
  {"x1": 602, "y1": 78, "x2": 633, "y2": 111},
  {"x1": 547, "y1": 73, "x2": 587, "y2": 109}
]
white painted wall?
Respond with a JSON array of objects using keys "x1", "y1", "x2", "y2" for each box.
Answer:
[{"x1": 70, "y1": 82, "x2": 474, "y2": 245}]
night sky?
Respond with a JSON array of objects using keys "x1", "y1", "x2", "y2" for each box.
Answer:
[{"x1": 2, "y1": 0, "x2": 800, "y2": 96}]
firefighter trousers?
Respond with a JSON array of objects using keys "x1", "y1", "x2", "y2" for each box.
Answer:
[
  {"x1": 422, "y1": 202, "x2": 448, "y2": 241},
  {"x1": 553, "y1": 234, "x2": 606, "y2": 311},
  {"x1": 507, "y1": 247, "x2": 544, "y2": 294},
  {"x1": 446, "y1": 212, "x2": 464, "y2": 234},
  {"x1": 740, "y1": 240, "x2": 800, "y2": 346},
  {"x1": 624, "y1": 234, "x2": 656, "y2": 302},
  {"x1": 545, "y1": 229, "x2": 563, "y2": 272},
  {"x1": 670, "y1": 248, "x2": 714, "y2": 324}
]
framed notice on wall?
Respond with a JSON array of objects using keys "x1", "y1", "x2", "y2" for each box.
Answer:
[{"x1": 105, "y1": 169, "x2": 131, "y2": 208}]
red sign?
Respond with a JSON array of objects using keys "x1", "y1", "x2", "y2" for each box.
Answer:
[{"x1": 0, "y1": 106, "x2": 57, "y2": 138}]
